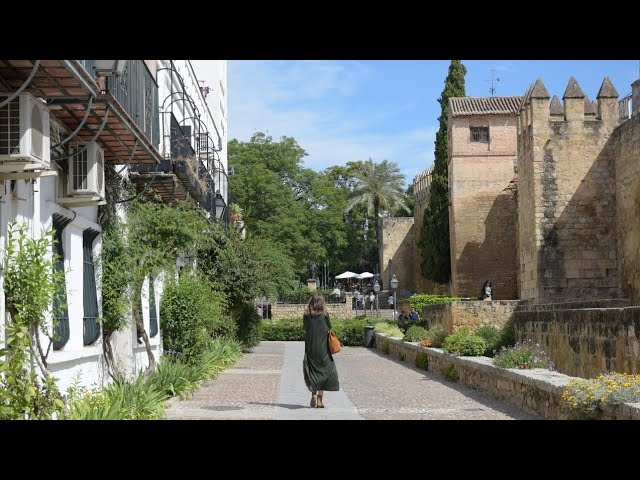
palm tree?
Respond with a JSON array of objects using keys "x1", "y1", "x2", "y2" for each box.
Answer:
[{"x1": 344, "y1": 159, "x2": 410, "y2": 282}]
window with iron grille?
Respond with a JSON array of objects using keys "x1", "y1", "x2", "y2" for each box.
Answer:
[
  {"x1": 470, "y1": 126, "x2": 489, "y2": 143},
  {"x1": 52, "y1": 213, "x2": 72, "y2": 350},
  {"x1": 83, "y1": 229, "x2": 101, "y2": 345}
]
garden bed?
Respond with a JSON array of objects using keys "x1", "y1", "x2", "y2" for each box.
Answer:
[{"x1": 374, "y1": 333, "x2": 640, "y2": 420}]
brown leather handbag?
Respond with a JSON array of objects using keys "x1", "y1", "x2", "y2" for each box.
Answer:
[{"x1": 328, "y1": 329, "x2": 341, "y2": 354}]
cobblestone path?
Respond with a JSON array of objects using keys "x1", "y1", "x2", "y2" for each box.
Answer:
[{"x1": 164, "y1": 341, "x2": 537, "y2": 420}]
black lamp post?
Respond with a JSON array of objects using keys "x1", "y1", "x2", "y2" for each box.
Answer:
[{"x1": 390, "y1": 274, "x2": 399, "y2": 320}]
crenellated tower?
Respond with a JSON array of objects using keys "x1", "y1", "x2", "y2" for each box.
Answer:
[{"x1": 516, "y1": 77, "x2": 620, "y2": 303}]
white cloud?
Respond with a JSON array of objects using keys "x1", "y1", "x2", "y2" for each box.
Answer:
[{"x1": 228, "y1": 60, "x2": 436, "y2": 183}]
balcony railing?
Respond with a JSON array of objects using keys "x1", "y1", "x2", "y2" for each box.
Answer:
[
  {"x1": 619, "y1": 94, "x2": 631, "y2": 123},
  {"x1": 78, "y1": 60, "x2": 159, "y2": 148},
  {"x1": 130, "y1": 111, "x2": 216, "y2": 202}
]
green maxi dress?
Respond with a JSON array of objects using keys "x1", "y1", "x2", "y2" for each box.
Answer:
[{"x1": 302, "y1": 313, "x2": 339, "y2": 392}]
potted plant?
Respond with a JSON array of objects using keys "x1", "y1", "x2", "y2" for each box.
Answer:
[{"x1": 230, "y1": 203, "x2": 243, "y2": 222}]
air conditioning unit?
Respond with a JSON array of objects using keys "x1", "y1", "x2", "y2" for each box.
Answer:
[
  {"x1": 0, "y1": 92, "x2": 50, "y2": 170},
  {"x1": 67, "y1": 142, "x2": 105, "y2": 199}
]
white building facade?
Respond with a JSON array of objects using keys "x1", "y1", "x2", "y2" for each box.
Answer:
[{"x1": 0, "y1": 59, "x2": 228, "y2": 391}]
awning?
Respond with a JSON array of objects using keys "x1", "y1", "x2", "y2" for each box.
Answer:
[{"x1": 335, "y1": 271, "x2": 358, "y2": 279}]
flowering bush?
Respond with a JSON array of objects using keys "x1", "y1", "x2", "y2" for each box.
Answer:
[
  {"x1": 424, "y1": 324, "x2": 447, "y2": 348},
  {"x1": 493, "y1": 339, "x2": 554, "y2": 370},
  {"x1": 420, "y1": 339, "x2": 433, "y2": 347},
  {"x1": 562, "y1": 373, "x2": 640, "y2": 419}
]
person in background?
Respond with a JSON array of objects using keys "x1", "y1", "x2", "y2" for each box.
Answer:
[
  {"x1": 410, "y1": 307, "x2": 420, "y2": 322},
  {"x1": 332, "y1": 285, "x2": 341, "y2": 300},
  {"x1": 369, "y1": 291, "x2": 375, "y2": 312},
  {"x1": 481, "y1": 280, "x2": 492, "y2": 301},
  {"x1": 388, "y1": 294, "x2": 395, "y2": 310}
]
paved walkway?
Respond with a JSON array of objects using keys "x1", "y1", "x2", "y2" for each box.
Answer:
[{"x1": 164, "y1": 342, "x2": 537, "y2": 420}]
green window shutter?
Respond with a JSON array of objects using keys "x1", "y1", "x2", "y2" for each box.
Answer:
[
  {"x1": 149, "y1": 278, "x2": 158, "y2": 338},
  {"x1": 52, "y1": 213, "x2": 72, "y2": 350},
  {"x1": 83, "y1": 228, "x2": 101, "y2": 346}
]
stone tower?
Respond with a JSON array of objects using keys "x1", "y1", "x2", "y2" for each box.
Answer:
[{"x1": 516, "y1": 77, "x2": 620, "y2": 303}]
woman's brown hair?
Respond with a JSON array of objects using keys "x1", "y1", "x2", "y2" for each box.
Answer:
[{"x1": 305, "y1": 293, "x2": 328, "y2": 316}]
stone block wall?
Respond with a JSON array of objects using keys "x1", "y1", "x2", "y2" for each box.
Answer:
[
  {"x1": 612, "y1": 113, "x2": 640, "y2": 304},
  {"x1": 270, "y1": 298, "x2": 354, "y2": 321},
  {"x1": 513, "y1": 305, "x2": 640, "y2": 378},
  {"x1": 382, "y1": 217, "x2": 415, "y2": 292},
  {"x1": 412, "y1": 169, "x2": 449, "y2": 295},
  {"x1": 517, "y1": 78, "x2": 619, "y2": 303},
  {"x1": 422, "y1": 300, "x2": 522, "y2": 333}
]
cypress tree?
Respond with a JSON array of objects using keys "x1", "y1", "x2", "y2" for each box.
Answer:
[{"x1": 419, "y1": 60, "x2": 466, "y2": 284}]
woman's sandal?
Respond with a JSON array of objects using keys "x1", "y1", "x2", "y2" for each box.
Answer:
[
  {"x1": 310, "y1": 392, "x2": 317, "y2": 408},
  {"x1": 316, "y1": 394, "x2": 324, "y2": 408}
]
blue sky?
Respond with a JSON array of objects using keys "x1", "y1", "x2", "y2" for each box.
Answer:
[{"x1": 228, "y1": 60, "x2": 639, "y2": 185}]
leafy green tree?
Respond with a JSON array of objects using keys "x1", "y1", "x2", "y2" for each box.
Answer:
[
  {"x1": 419, "y1": 60, "x2": 466, "y2": 283},
  {"x1": 228, "y1": 133, "x2": 348, "y2": 281},
  {"x1": 344, "y1": 158, "x2": 410, "y2": 278},
  {"x1": 125, "y1": 199, "x2": 219, "y2": 374},
  {"x1": 394, "y1": 181, "x2": 414, "y2": 217}
]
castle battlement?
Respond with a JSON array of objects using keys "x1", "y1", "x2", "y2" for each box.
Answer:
[{"x1": 517, "y1": 77, "x2": 619, "y2": 137}]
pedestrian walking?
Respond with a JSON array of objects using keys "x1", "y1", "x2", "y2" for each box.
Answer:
[{"x1": 303, "y1": 294, "x2": 340, "y2": 408}]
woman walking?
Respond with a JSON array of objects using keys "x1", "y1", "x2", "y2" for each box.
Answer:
[{"x1": 303, "y1": 293, "x2": 339, "y2": 408}]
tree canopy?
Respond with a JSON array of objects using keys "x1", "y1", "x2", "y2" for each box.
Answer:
[{"x1": 419, "y1": 60, "x2": 466, "y2": 284}]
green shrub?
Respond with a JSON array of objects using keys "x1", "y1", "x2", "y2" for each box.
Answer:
[
  {"x1": 68, "y1": 337, "x2": 243, "y2": 419},
  {"x1": 160, "y1": 273, "x2": 235, "y2": 362},
  {"x1": 260, "y1": 317, "x2": 394, "y2": 346},
  {"x1": 67, "y1": 375, "x2": 169, "y2": 420},
  {"x1": 493, "y1": 339, "x2": 554, "y2": 370},
  {"x1": 443, "y1": 327, "x2": 486, "y2": 356},
  {"x1": 235, "y1": 302, "x2": 262, "y2": 349},
  {"x1": 383, "y1": 342, "x2": 390, "y2": 355},
  {"x1": 562, "y1": 373, "x2": 640, "y2": 420},
  {"x1": 415, "y1": 352, "x2": 429, "y2": 370},
  {"x1": 442, "y1": 363, "x2": 459, "y2": 382},
  {"x1": 409, "y1": 294, "x2": 461, "y2": 312},
  {"x1": 375, "y1": 322, "x2": 403, "y2": 338},
  {"x1": 475, "y1": 324, "x2": 517, "y2": 357},
  {"x1": 398, "y1": 351, "x2": 406, "y2": 362},
  {"x1": 260, "y1": 319, "x2": 305, "y2": 341},
  {"x1": 404, "y1": 326, "x2": 428, "y2": 342},
  {"x1": 424, "y1": 324, "x2": 447, "y2": 348}
]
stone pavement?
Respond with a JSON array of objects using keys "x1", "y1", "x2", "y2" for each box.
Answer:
[{"x1": 164, "y1": 341, "x2": 537, "y2": 420}]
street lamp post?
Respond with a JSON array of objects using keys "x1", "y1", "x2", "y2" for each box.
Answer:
[
  {"x1": 390, "y1": 274, "x2": 399, "y2": 320},
  {"x1": 373, "y1": 280, "x2": 381, "y2": 318}
]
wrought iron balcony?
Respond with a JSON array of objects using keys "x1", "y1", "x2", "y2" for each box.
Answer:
[
  {"x1": 130, "y1": 111, "x2": 216, "y2": 202},
  {"x1": 78, "y1": 60, "x2": 159, "y2": 148}
]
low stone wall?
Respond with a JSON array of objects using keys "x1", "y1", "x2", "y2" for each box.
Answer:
[
  {"x1": 373, "y1": 333, "x2": 640, "y2": 420},
  {"x1": 513, "y1": 305, "x2": 640, "y2": 378},
  {"x1": 422, "y1": 300, "x2": 523, "y2": 333},
  {"x1": 270, "y1": 302, "x2": 353, "y2": 321}
]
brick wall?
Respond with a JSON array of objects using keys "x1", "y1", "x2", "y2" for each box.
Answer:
[{"x1": 448, "y1": 114, "x2": 518, "y2": 299}]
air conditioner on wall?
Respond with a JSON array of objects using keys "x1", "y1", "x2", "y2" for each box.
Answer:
[
  {"x1": 67, "y1": 142, "x2": 105, "y2": 200},
  {"x1": 0, "y1": 92, "x2": 50, "y2": 170}
]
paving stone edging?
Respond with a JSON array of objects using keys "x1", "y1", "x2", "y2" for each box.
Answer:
[{"x1": 374, "y1": 333, "x2": 640, "y2": 420}]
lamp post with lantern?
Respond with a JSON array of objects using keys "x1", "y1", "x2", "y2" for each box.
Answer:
[
  {"x1": 390, "y1": 274, "x2": 399, "y2": 320},
  {"x1": 373, "y1": 279, "x2": 381, "y2": 317}
]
